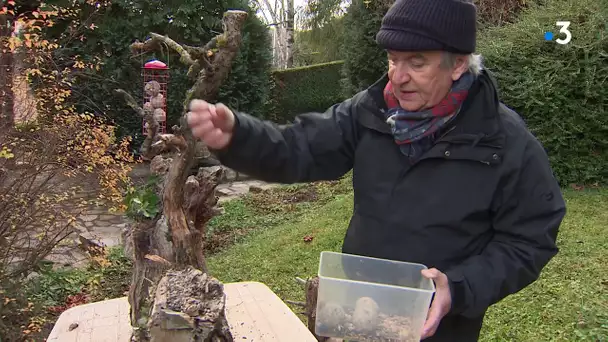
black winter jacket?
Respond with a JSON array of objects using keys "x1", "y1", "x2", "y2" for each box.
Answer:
[{"x1": 214, "y1": 70, "x2": 566, "y2": 341}]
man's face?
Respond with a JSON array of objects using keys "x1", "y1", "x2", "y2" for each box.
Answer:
[{"x1": 387, "y1": 50, "x2": 468, "y2": 111}]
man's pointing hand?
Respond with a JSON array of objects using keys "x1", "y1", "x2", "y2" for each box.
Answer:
[{"x1": 187, "y1": 99, "x2": 235, "y2": 150}]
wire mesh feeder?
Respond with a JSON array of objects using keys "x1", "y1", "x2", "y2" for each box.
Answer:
[{"x1": 142, "y1": 59, "x2": 169, "y2": 135}]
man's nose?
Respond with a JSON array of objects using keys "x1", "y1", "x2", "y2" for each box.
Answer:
[{"x1": 391, "y1": 64, "x2": 411, "y2": 84}]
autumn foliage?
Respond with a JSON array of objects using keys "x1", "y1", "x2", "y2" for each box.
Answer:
[{"x1": 0, "y1": 0, "x2": 132, "y2": 298}]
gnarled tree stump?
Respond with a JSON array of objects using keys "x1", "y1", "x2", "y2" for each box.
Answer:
[{"x1": 117, "y1": 9, "x2": 248, "y2": 342}]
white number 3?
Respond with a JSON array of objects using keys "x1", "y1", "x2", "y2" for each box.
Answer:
[{"x1": 556, "y1": 21, "x2": 572, "y2": 45}]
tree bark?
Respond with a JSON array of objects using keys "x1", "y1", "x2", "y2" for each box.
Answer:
[
  {"x1": 118, "y1": 10, "x2": 248, "y2": 342},
  {"x1": 285, "y1": 0, "x2": 295, "y2": 68},
  {"x1": 305, "y1": 276, "x2": 329, "y2": 341}
]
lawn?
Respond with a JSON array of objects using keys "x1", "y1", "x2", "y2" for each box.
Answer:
[
  {"x1": 14, "y1": 180, "x2": 607, "y2": 342},
  {"x1": 208, "y1": 186, "x2": 608, "y2": 342}
]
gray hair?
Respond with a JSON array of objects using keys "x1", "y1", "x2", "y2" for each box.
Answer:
[{"x1": 441, "y1": 52, "x2": 484, "y2": 76}]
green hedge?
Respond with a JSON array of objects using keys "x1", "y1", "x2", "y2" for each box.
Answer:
[
  {"x1": 265, "y1": 61, "x2": 345, "y2": 123},
  {"x1": 340, "y1": 0, "x2": 390, "y2": 97},
  {"x1": 478, "y1": 0, "x2": 608, "y2": 185}
]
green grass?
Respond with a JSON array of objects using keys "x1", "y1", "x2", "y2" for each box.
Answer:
[
  {"x1": 14, "y1": 182, "x2": 607, "y2": 342},
  {"x1": 204, "y1": 177, "x2": 352, "y2": 253},
  {"x1": 208, "y1": 188, "x2": 608, "y2": 342}
]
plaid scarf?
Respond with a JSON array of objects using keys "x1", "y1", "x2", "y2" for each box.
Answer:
[{"x1": 383, "y1": 72, "x2": 475, "y2": 159}]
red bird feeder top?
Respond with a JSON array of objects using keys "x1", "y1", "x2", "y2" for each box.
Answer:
[{"x1": 144, "y1": 60, "x2": 168, "y2": 70}]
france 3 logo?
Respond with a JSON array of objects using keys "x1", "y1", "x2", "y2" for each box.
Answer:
[{"x1": 544, "y1": 21, "x2": 572, "y2": 45}]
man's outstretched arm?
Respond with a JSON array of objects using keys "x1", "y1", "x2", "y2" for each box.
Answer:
[{"x1": 187, "y1": 98, "x2": 359, "y2": 184}]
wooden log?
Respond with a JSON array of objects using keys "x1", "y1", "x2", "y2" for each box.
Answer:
[{"x1": 119, "y1": 9, "x2": 249, "y2": 342}]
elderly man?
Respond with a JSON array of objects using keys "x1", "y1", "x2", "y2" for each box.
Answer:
[{"x1": 187, "y1": 0, "x2": 566, "y2": 340}]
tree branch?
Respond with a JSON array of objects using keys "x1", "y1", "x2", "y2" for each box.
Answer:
[
  {"x1": 114, "y1": 89, "x2": 145, "y2": 117},
  {"x1": 130, "y1": 33, "x2": 195, "y2": 66},
  {"x1": 163, "y1": 10, "x2": 249, "y2": 268},
  {"x1": 114, "y1": 89, "x2": 158, "y2": 160},
  {"x1": 151, "y1": 134, "x2": 188, "y2": 153}
]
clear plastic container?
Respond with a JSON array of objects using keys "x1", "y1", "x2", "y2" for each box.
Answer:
[{"x1": 315, "y1": 251, "x2": 436, "y2": 342}]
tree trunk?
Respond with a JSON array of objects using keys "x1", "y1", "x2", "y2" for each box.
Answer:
[
  {"x1": 119, "y1": 10, "x2": 249, "y2": 342},
  {"x1": 285, "y1": 0, "x2": 295, "y2": 68}
]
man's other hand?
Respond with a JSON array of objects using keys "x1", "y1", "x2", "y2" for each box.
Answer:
[
  {"x1": 420, "y1": 268, "x2": 452, "y2": 340},
  {"x1": 187, "y1": 99, "x2": 235, "y2": 150}
]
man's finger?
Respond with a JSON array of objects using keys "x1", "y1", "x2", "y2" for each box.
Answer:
[
  {"x1": 421, "y1": 302, "x2": 442, "y2": 339},
  {"x1": 189, "y1": 99, "x2": 209, "y2": 112},
  {"x1": 421, "y1": 268, "x2": 440, "y2": 279},
  {"x1": 205, "y1": 128, "x2": 225, "y2": 146},
  {"x1": 187, "y1": 109, "x2": 211, "y2": 126},
  {"x1": 215, "y1": 103, "x2": 230, "y2": 118},
  {"x1": 191, "y1": 119, "x2": 216, "y2": 139},
  {"x1": 208, "y1": 103, "x2": 218, "y2": 120}
]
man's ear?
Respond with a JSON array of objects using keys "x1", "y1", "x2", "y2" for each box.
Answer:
[{"x1": 451, "y1": 55, "x2": 469, "y2": 81}]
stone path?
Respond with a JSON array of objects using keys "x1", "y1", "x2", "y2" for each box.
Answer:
[
  {"x1": 44, "y1": 164, "x2": 278, "y2": 268},
  {"x1": 216, "y1": 180, "x2": 277, "y2": 202}
]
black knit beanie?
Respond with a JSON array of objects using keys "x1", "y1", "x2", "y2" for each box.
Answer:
[{"x1": 376, "y1": 0, "x2": 477, "y2": 54}]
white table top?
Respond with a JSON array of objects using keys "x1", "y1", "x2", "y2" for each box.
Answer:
[{"x1": 47, "y1": 281, "x2": 317, "y2": 342}]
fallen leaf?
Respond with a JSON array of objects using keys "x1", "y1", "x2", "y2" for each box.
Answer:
[
  {"x1": 570, "y1": 183, "x2": 584, "y2": 191},
  {"x1": 303, "y1": 235, "x2": 314, "y2": 242}
]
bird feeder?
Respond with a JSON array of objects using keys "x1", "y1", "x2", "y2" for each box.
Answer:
[{"x1": 142, "y1": 59, "x2": 169, "y2": 135}]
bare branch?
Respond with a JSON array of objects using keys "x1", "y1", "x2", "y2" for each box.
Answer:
[
  {"x1": 253, "y1": 0, "x2": 272, "y2": 24},
  {"x1": 130, "y1": 33, "x2": 195, "y2": 66},
  {"x1": 204, "y1": 37, "x2": 218, "y2": 52},
  {"x1": 114, "y1": 89, "x2": 145, "y2": 117},
  {"x1": 151, "y1": 134, "x2": 188, "y2": 153},
  {"x1": 262, "y1": 0, "x2": 278, "y2": 21}
]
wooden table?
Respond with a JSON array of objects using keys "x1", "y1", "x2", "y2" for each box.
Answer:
[{"x1": 47, "y1": 281, "x2": 317, "y2": 342}]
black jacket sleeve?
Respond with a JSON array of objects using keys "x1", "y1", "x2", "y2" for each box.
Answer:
[
  {"x1": 445, "y1": 137, "x2": 566, "y2": 318},
  {"x1": 212, "y1": 98, "x2": 359, "y2": 184}
]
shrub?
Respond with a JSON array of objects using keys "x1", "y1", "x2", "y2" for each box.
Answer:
[
  {"x1": 474, "y1": 0, "x2": 529, "y2": 27},
  {"x1": 265, "y1": 60, "x2": 345, "y2": 123},
  {"x1": 478, "y1": 0, "x2": 608, "y2": 185},
  {"x1": 0, "y1": 4, "x2": 132, "y2": 340},
  {"x1": 0, "y1": 247, "x2": 133, "y2": 341},
  {"x1": 340, "y1": 0, "x2": 390, "y2": 97},
  {"x1": 0, "y1": 4, "x2": 133, "y2": 283}
]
